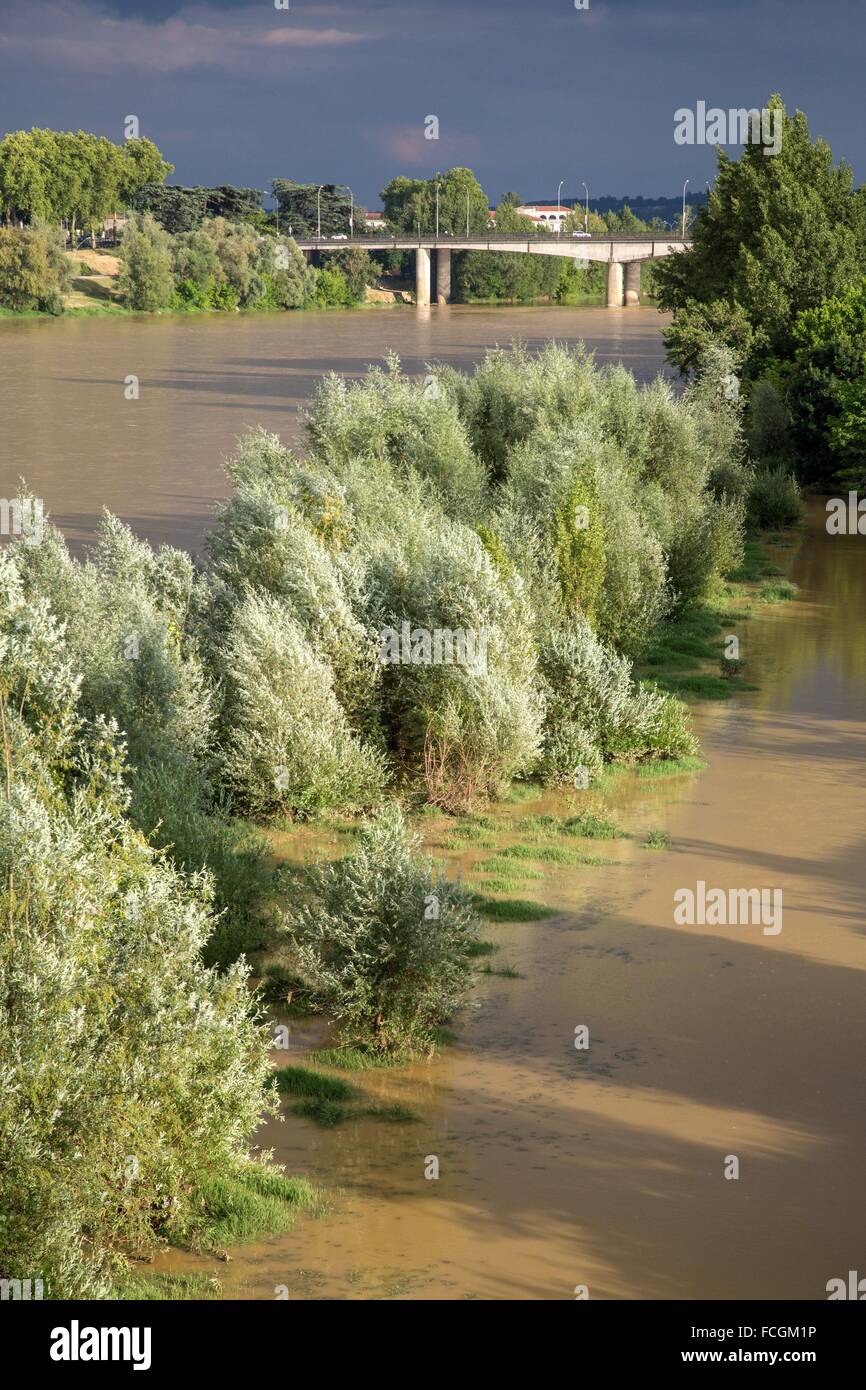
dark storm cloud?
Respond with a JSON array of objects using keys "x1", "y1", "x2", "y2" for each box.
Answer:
[{"x1": 0, "y1": 0, "x2": 862, "y2": 206}]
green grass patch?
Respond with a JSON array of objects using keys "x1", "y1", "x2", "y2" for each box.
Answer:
[
  {"x1": 642, "y1": 829, "x2": 671, "y2": 850},
  {"x1": 481, "y1": 963, "x2": 522, "y2": 978},
  {"x1": 274, "y1": 1065, "x2": 358, "y2": 1101},
  {"x1": 563, "y1": 811, "x2": 625, "y2": 840},
  {"x1": 474, "y1": 875, "x2": 540, "y2": 894},
  {"x1": 657, "y1": 674, "x2": 759, "y2": 700},
  {"x1": 759, "y1": 579, "x2": 798, "y2": 602},
  {"x1": 504, "y1": 782, "x2": 542, "y2": 804},
  {"x1": 475, "y1": 855, "x2": 543, "y2": 878},
  {"x1": 290, "y1": 1097, "x2": 349, "y2": 1127},
  {"x1": 308, "y1": 1045, "x2": 411, "y2": 1071},
  {"x1": 465, "y1": 939, "x2": 498, "y2": 956},
  {"x1": 363, "y1": 1102, "x2": 419, "y2": 1123},
  {"x1": 109, "y1": 1272, "x2": 222, "y2": 1301},
  {"x1": 729, "y1": 539, "x2": 783, "y2": 583},
  {"x1": 167, "y1": 1164, "x2": 317, "y2": 1248},
  {"x1": 492, "y1": 843, "x2": 618, "y2": 867},
  {"x1": 473, "y1": 893, "x2": 555, "y2": 921},
  {"x1": 634, "y1": 755, "x2": 707, "y2": 779}
]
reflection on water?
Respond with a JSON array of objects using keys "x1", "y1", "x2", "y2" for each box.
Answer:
[
  {"x1": 0, "y1": 305, "x2": 671, "y2": 552},
  {"x1": 159, "y1": 503, "x2": 866, "y2": 1301}
]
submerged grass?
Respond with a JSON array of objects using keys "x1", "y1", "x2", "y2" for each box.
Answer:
[
  {"x1": 308, "y1": 1045, "x2": 414, "y2": 1071},
  {"x1": 291, "y1": 1097, "x2": 350, "y2": 1127},
  {"x1": 274, "y1": 1065, "x2": 358, "y2": 1101},
  {"x1": 473, "y1": 893, "x2": 555, "y2": 921},
  {"x1": 109, "y1": 1272, "x2": 222, "y2": 1301},
  {"x1": 166, "y1": 1164, "x2": 318, "y2": 1249}
]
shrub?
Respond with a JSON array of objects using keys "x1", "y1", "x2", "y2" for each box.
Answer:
[
  {"x1": 746, "y1": 377, "x2": 795, "y2": 466},
  {"x1": 748, "y1": 468, "x2": 804, "y2": 529},
  {"x1": 305, "y1": 357, "x2": 488, "y2": 521},
  {"x1": 171, "y1": 229, "x2": 220, "y2": 294},
  {"x1": 551, "y1": 470, "x2": 606, "y2": 624},
  {"x1": 0, "y1": 549, "x2": 275, "y2": 1296},
  {"x1": 0, "y1": 225, "x2": 69, "y2": 312},
  {"x1": 536, "y1": 616, "x2": 696, "y2": 783},
  {"x1": 205, "y1": 480, "x2": 379, "y2": 730},
  {"x1": 286, "y1": 807, "x2": 480, "y2": 1050},
  {"x1": 215, "y1": 590, "x2": 385, "y2": 819},
  {"x1": 366, "y1": 516, "x2": 543, "y2": 809},
  {"x1": 312, "y1": 265, "x2": 351, "y2": 306},
  {"x1": 118, "y1": 212, "x2": 174, "y2": 311}
]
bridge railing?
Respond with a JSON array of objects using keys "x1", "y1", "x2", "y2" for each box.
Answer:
[{"x1": 295, "y1": 234, "x2": 691, "y2": 246}]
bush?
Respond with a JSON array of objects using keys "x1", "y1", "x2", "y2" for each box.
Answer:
[
  {"x1": 305, "y1": 357, "x2": 488, "y2": 521},
  {"x1": 0, "y1": 225, "x2": 69, "y2": 312},
  {"x1": 0, "y1": 548, "x2": 275, "y2": 1295},
  {"x1": 119, "y1": 212, "x2": 174, "y2": 310},
  {"x1": 536, "y1": 616, "x2": 697, "y2": 783},
  {"x1": 746, "y1": 377, "x2": 795, "y2": 467},
  {"x1": 366, "y1": 516, "x2": 543, "y2": 810},
  {"x1": 747, "y1": 467, "x2": 804, "y2": 529},
  {"x1": 286, "y1": 807, "x2": 480, "y2": 1050},
  {"x1": 215, "y1": 590, "x2": 385, "y2": 819},
  {"x1": 312, "y1": 265, "x2": 351, "y2": 307}
]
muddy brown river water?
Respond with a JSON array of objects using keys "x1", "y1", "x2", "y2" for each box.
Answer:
[
  {"x1": 0, "y1": 303, "x2": 672, "y2": 553},
  {"x1": 163, "y1": 504, "x2": 864, "y2": 1302},
  {"x1": 2, "y1": 307, "x2": 863, "y2": 1299}
]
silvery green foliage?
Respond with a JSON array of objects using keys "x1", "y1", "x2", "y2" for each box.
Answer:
[
  {"x1": 206, "y1": 465, "x2": 378, "y2": 728},
  {"x1": 437, "y1": 340, "x2": 599, "y2": 480},
  {"x1": 499, "y1": 420, "x2": 670, "y2": 656},
  {"x1": 217, "y1": 589, "x2": 386, "y2": 818},
  {"x1": 537, "y1": 616, "x2": 696, "y2": 783},
  {"x1": 365, "y1": 513, "x2": 543, "y2": 808},
  {"x1": 288, "y1": 806, "x2": 479, "y2": 1049},
  {"x1": 0, "y1": 550, "x2": 275, "y2": 1295},
  {"x1": 11, "y1": 512, "x2": 214, "y2": 773},
  {"x1": 593, "y1": 457, "x2": 670, "y2": 655},
  {"x1": 305, "y1": 355, "x2": 488, "y2": 519}
]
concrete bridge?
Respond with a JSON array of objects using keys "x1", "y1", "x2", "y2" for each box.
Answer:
[{"x1": 294, "y1": 234, "x2": 691, "y2": 307}]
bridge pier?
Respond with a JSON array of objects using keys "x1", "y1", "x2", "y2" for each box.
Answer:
[
  {"x1": 415, "y1": 247, "x2": 431, "y2": 307},
  {"x1": 624, "y1": 261, "x2": 641, "y2": 307},
  {"x1": 605, "y1": 261, "x2": 624, "y2": 308},
  {"x1": 436, "y1": 248, "x2": 452, "y2": 304}
]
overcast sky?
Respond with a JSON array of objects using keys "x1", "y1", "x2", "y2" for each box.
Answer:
[{"x1": 0, "y1": 0, "x2": 862, "y2": 207}]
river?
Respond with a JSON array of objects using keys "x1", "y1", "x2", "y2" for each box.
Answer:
[
  {"x1": 0, "y1": 304, "x2": 671, "y2": 552},
  {"x1": 3, "y1": 306, "x2": 863, "y2": 1300},
  {"x1": 163, "y1": 506, "x2": 865, "y2": 1302}
]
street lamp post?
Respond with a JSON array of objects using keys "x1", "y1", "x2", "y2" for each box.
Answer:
[
  {"x1": 346, "y1": 185, "x2": 354, "y2": 237},
  {"x1": 581, "y1": 181, "x2": 589, "y2": 233},
  {"x1": 316, "y1": 185, "x2": 323, "y2": 239},
  {"x1": 682, "y1": 178, "x2": 689, "y2": 238},
  {"x1": 557, "y1": 179, "x2": 564, "y2": 237},
  {"x1": 435, "y1": 181, "x2": 441, "y2": 238},
  {"x1": 466, "y1": 191, "x2": 470, "y2": 238}
]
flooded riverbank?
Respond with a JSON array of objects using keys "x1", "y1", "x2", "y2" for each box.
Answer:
[
  {"x1": 154, "y1": 501, "x2": 866, "y2": 1300},
  {"x1": 0, "y1": 304, "x2": 671, "y2": 553}
]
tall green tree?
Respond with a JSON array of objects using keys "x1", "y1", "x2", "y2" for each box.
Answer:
[{"x1": 655, "y1": 95, "x2": 866, "y2": 377}]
